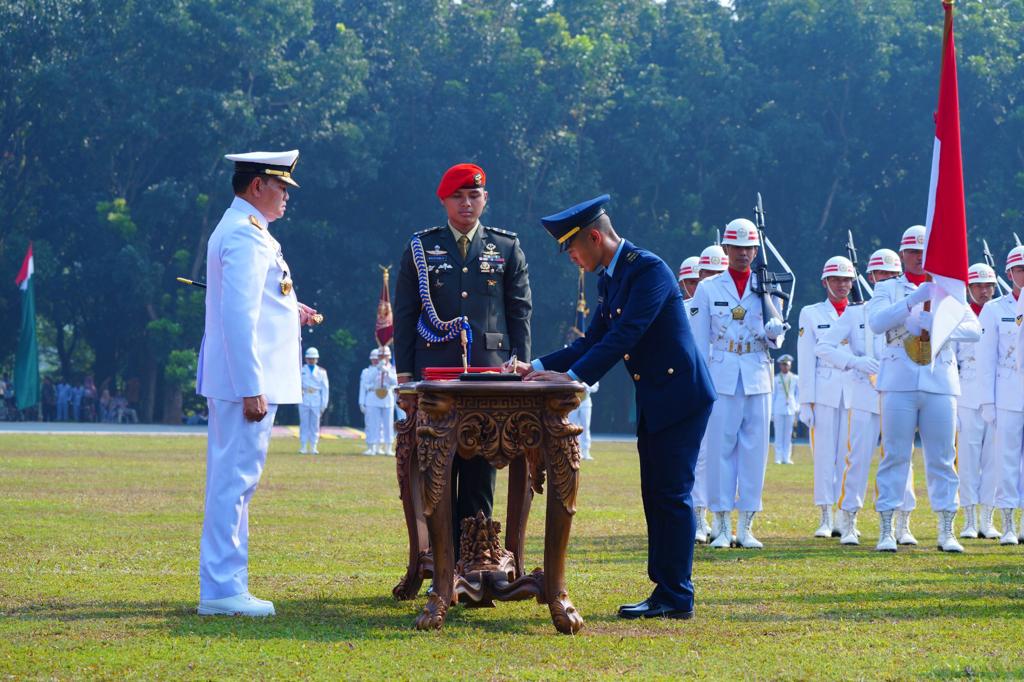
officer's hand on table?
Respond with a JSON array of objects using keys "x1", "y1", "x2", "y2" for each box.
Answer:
[
  {"x1": 799, "y1": 403, "x2": 814, "y2": 428},
  {"x1": 906, "y1": 282, "x2": 933, "y2": 308},
  {"x1": 502, "y1": 359, "x2": 533, "y2": 377},
  {"x1": 524, "y1": 370, "x2": 574, "y2": 383},
  {"x1": 764, "y1": 318, "x2": 785, "y2": 341},
  {"x1": 297, "y1": 302, "x2": 320, "y2": 326},
  {"x1": 981, "y1": 404, "x2": 996, "y2": 424},
  {"x1": 243, "y1": 395, "x2": 268, "y2": 422},
  {"x1": 850, "y1": 356, "x2": 880, "y2": 376}
]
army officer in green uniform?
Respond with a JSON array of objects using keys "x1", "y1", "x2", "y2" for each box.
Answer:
[{"x1": 394, "y1": 163, "x2": 532, "y2": 552}]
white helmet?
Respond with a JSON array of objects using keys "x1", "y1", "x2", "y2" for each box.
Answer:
[
  {"x1": 379, "y1": 346, "x2": 392, "y2": 357},
  {"x1": 721, "y1": 218, "x2": 759, "y2": 247},
  {"x1": 967, "y1": 263, "x2": 997, "y2": 285},
  {"x1": 867, "y1": 248, "x2": 902, "y2": 274},
  {"x1": 1007, "y1": 245, "x2": 1024, "y2": 272},
  {"x1": 698, "y1": 245, "x2": 728, "y2": 272},
  {"x1": 821, "y1": 256, "x2": 856, "y2": 280},
  {"x1": 369, "y1": 348, "x2": 380, "y2": 360},
  {"x1": 778, "y1": 354, "x2": 794, "y2": 364},
  {"x1": 677, "y1": 256, "x2": 700, "y2": 282},
  {"x1": 304, "y1": 347, "x2": 319, "y2": 359},
  {"x1": 899, "y1": 225, "x2": 926, "y2": 251}
]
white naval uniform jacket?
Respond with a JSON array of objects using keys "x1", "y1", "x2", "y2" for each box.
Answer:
[
  {"x1": 197, "y1": 197, "x2": 302, "y2": 404},
  {"x1": 955, "y1": 310, "x2": 990, "y2": 411},
  {"x1": 690, "y1": 272, "x2": 785, "y2": 396},
  {"x1": 772, "y1": 372, "x2": 799, "y2": 416},
  {"x1": 818, "y1": 304, "x2": 883, "y2": 414},
  {"x1": 300, "y1": 365, "x2": 329, "y2": 412},
  {"x1": 797, "y1": 301, "x2": 851, "y2": 410},
  {"x1": 976, "y1": 295, "x2": 1023, "y2": 411},
  {"x1": 866, "y1": 275, "x2": 981, "y2": 395},
  {"x1": 360, "y1": 364, "x2": 397, "y2": 409}
]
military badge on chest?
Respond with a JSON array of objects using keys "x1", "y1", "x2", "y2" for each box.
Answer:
[
  {"x1": 478, "y1": 242, "x2": 505, "y2": 274},
  {"x1": 426, "y1": 245, "x2": 452, "y2": 287}
]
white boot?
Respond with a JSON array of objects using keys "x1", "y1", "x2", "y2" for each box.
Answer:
[
  {"x1": 1018, "y1": 509, "x2": 1024, "y2": 542},
  {"x1": 876, "y1": 510, "x2": 897, "y2": 552},
  {"x1": 387, "y1": 441, "x2": 396, "y2": 457},
  {"x1": 708, "y1": 510, "x2": 722, "y2": 542},
  {"x1": 814, "y1": 505, "x2": 833, "y2": 538},
  {"x1": 936, "y1": 510, "x2": 964, "y2": 552},
  {"x1": 999, "y1": 508, "x2": 1018, "y2": 545},
  {"x1": 710, "y1": 512, "x2": 732, "y2": 549},
  {"x1": 299, "y1": 441, "x2": 308, "y2": 454},
  {"x1": 699, "y1": 507, "x2": 713, "y2": 537},
  {"x1": 839, "y1": 510, "x2": 860, "y2": 545},
  {"x1": 362, "y1": 441, "x2": 374, "y2": 455},
  {"x1": 736, "y1": 511, "x2": 764, "y2": 549},
  {"x1": 694, "y1": 507, "x2": 708, "y2": 544},
  {"x1": 979, "y1": 505, "x2": 1001, "y2": 539},
  {"x1": 959, "y1": 505, "x2": 978, "y2": 539},
  {"x1": 895, "y1": 510, "x2": 918, "y2": 545}
]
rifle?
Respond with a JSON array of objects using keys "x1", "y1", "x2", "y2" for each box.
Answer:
[
  {"x1": 715, "y1": 228, "x2": 721, "y2": 246},
  {"x1": 176, "y1": 277, "x2": 206, "y2": 289},
  {"x1": 751, "y1": 193, "x2": 795, "y2": 325},
  {"x1": 845, "y1": 229, "x2": 872, "y2": 303},
  {"x1": 982, "y1": 238, "x2": 1012, "y2": 296}
]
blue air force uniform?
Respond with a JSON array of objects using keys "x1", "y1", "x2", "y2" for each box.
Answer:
[{"x1": 534, "y1": 196, "x2": 716, "y2": 614}]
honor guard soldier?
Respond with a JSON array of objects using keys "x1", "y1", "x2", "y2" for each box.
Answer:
[
  {"x1": 358, "y1": 349, "x2": 381, "y2": 455},
  {"x1": 511, "y1": 194, "x2": 715, "y2": 620},
  {"x1": 798, "y1": 256, "x2": 856, "y2": 538},
  {"x1": 360, "y1": 347, "x2": 397, "y2": 455},
  {"x1": 956, "y1": 263, "x2": 1000, "y2": 539},
  {"x1": 867, "y1": 225, "x2": 981, "y2": 553},
  {"x1": 678, "y1": 256, "x2": 700, "y2": 298},
  {"x1": 771, "y1": 355, "x2": 798, "y2": 465},
  {"x1": 196, "y1": 149, "x2": 321, "y2": 617},
  {"x1": 394, "y1": 163, "x2": 532, "y2": 551},
  {"x1": 299, "y1": 347, "x2": 329, "y2": 454},
  {"x1": 977, "y1": 246, "x2": 1024, "y2": 544},
  {"x1": 698, "y1": 245, "x2": 728, "y2": 280},
  {"x1": 818, "y1": 248, "x2": 916, "y2": 544},
  {"x1": 691, "y1": 219, "x2": 786, "y2": 549}
]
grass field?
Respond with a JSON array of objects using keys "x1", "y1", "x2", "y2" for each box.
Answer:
[{"x1": 2, "y1": 434, "x2": 1023, "y2": 680}]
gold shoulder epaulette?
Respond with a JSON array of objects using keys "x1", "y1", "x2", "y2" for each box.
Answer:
[
  {"x1": 625, "y1": 250, "x2": 639, "y2": 263},
  {"x1": 414, "y1": 225, "x2": 445, "y2": 237},
  {"x1": 485, "y1": 226, "x2": 517, "y2": 238},
  {"x1": 248, "y1": 215, "x2": 265, "y2": 231}
]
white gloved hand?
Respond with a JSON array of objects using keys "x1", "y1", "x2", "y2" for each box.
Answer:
[
  {"x1": 916, "y1": 310, "x2": 933, "y2": 332},
  {"x1": 359, "y1": 405, "x2": 366, "y2": 415},
  {"x1": 764, "y1": 318, "x2": 786, "y2": 341},
  {"x1": 905, "y1": 310, "x2": 923, "y2": 336},
  {"x1": 981, "y1": 404, "x2": 996, "y2": 424},
  {"x1": 851, "y1": 356, "x2": 880, "y2": 375},
  {"x1": 799, "y1": 404, "x2": 814, "y2": 428},
  {"x1": 906, "y1": 282, "x2": 933, "y2": 308}
]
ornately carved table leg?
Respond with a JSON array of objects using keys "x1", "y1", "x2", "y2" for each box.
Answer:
[{"x1": 393, "y1": 391, "x2": 430, "y2": 601}]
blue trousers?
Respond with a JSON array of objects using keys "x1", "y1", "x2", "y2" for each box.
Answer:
[{"x1": 638, "y1": 405, "x2": 712, "y2": 611}]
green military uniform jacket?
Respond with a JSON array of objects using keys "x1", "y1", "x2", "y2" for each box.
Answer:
[{"x1": 394, "y1": 223, "x2": 532, "y2": 379}]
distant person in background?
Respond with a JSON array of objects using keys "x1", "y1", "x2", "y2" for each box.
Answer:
[
  {"x1": 83, "y1": 375, "x2": 97, "y2": 422},
  {"x1": 360, "y1": 347, "x2": 397, "y2": 455},
  {"x1": 359, "y1": 349, "x2": 381, "y2": 455},
  {"x1": 71, "y1": 383, "x2": 84, "y2": 422},
  {"x1": 568, "y1": 381, "x2": 599, "y2": 461},
  {"x1": 41, "y1": 377, "x2": 57, "y2": 422},
  {"x1": 56, "y1": 380, "x2": 70, "y2": 421},
  {"x1": 298, "y1": 347, "x2": 329, "y2": 455},
  {"x1": 99, "y1": 389, "x2": 114, "y2": 422},
  {"x1": 771, "y1": 355, "x2": 798, "y2": 464}
]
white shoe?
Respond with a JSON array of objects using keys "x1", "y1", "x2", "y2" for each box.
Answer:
[
  {"x1": 694, "y1": 507, "x2": 708, "y2": 543},
  {"x1": 999, "y1": 508, "x2": 1018, "y2": 545},
  {"x1": 814, "y1": 505, "x2": 833, "y2": 538},
  {"x1": 708, "y1": 510, "x2": 722, "y2": 542},
  {"x1": 695, "y1": 526, "x2": 707, "y2": 544},
  {"x1": 876, "y1": 510, "x2": 897, "y2": 552},
  {"x1": 1018, "y1": 509, "x2": 1024, "y2": 542},
  {"x1": 936, "y1": 510, "x2": 964, "y2": 552},
  {"x1": 839, "y1": 510, "x2": 860, "y2": 545},
  {"x1": 198, "y1": 593, "x2": 275, "y2": 617},
  {"x1": 581, "y1": 453, "x2": 594, "y2": 461},
  {"x1": 311, "y1": 448, "x2": 320, "y2": 455},
  {"x1": 979, "y1": 505, "x2": 1001, "y2": 539},
  {"x1": 959, "y1": 505, "x2": 978, "y2": 539},
  {"x1": 299, "y1": 443, "x2": 308, "y2": 454},
  {"x1": 736, "y1": 511, "x2": 764, "y2": 549},
  {"x1": 895, "y1": 510, "x2": 918, "y2": 546},
  {"x1": 710, "y1": 512, "x2": 732, "y2": 549}
]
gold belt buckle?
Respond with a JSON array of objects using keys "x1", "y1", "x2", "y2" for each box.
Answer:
[
  {"x1": 374, "y1": 388, "x2": 389, "y2": 399},
  {"x1": 903, "y1": 335, "x2": 931, "y2": 366},
  {"x1": 280, "y1": 276, "x2": 293, "y2": 296}
]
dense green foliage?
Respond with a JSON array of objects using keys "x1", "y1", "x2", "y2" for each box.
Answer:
[
  {"x1": 3, "y1": 436, "x2": 1024, "y2": 678},
  {"x1": 1, "y1": 0, "x2": 1022, "y2": 428}
]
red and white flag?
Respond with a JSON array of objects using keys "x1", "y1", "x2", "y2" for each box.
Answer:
[
  {"x1": 14, "y1": 242, "x2": 34, "y2": 290},
  {"x1": 374, "y1": 265, "x2": 394, "y2": 347},
  {"x1": 922, "y1": 0, "x2": 970, "y2": 361}
]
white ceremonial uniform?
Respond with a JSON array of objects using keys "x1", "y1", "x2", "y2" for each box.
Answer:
[
  {"x1": 196, "y1": 196, "x2": 301, "y2": 600},
  {"x1": 568, "y1": 381, "x2": 599, "y2": 460},
  {"x1": 361, "y1": 362, "x2": 398, "y2": 447},
  {"x1": 690, "y1": 272, "x2": 785, "y2": 512},
  {"x1": 955, "y1": 319, "x2": 997, "y2": 509},
  {"x1": 771, "y1": 371, "x2": 798, "y2": 464},
  {"x1": 685, "y1": 293, "x2": 712, "y2": 516},
  {"x1": 798, "y1": 301, "x2": 853, "y2": 506},
  {"x1": 867, "y1": 275, "x2": 981, "y2": 513},
  {"x1": 299, "y1": 364, "x2": 329, "y2": 452},
  {"x1": 819, "y1": 304, "x2": 916, "y2": 513},
  {"x1": 976, "y1": 295, "x2": 1024, "y2": 511}
]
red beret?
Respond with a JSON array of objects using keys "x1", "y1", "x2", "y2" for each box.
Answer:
[{"x1": 436, "y1": 163, "x2": 486, "y2": 199}]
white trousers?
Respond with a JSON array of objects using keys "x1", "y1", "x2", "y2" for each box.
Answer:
[
  {"x1": 298, "y1": 404, "x2": 321, "y2": 449},
  {"x1": 837, "y1": 408, "x2": 915, "y2": 513},
  {"x1": 811, "y1": 404, "x2": 848, "y2": 505},
  {"x1": 706, "y1": 376, "x2": 770, "y2": 513},
  {"x1": 365, "y1": 405, "x2": 394, "y2": 445},
  {"x1": 772, "y1": 415, "x2": 794, "y2": 463},
  {"x1": 199, "y1": 398, "x2": 278, "y2": 600},
  {"x1": 876, "y1": 391, "x2": 958, "y2": 512},
  {"x1": 569, "y1": 402, "x2": 593, "y2": 458},
  {"x1": 993, "y1": 408, "x2": 1024, "y2": 509},
  {"x1": 693, "y1": 434, "x2": 709, "y2": 509},
  {"x1": 958, "y1": 405, "x2": 997, "y2": 507}
]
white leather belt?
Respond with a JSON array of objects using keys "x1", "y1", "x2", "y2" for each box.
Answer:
[{"x1": 713, "y1": 339, "x2": 767, "y2": 355}]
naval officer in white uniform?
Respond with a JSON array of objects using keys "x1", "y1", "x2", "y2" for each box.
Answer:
[
  {"x1": 196, "y1": 149, "x2": 320, "y2": 617},
  {"x1": 771, "y1": 355, "x2": 798, "y2": 465},
  {"x1": 299, "y1": 347, "x2": 330, "y2": 454}
]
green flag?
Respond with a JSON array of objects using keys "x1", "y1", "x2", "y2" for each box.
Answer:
[{"x1": 14, "y1": 243, "x2": 39, "y2": 411}]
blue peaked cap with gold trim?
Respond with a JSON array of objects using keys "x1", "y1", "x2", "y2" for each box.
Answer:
[{"x1": 541, "y1": 194, "x2": 610, "y2": 252}]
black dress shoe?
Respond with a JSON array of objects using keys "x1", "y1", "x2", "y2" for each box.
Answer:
[
  {"x1": 618, "y1": 600, "x2": 694, "y2": 620},
  {"x1": 617, "y1": 598, "x2": 652, "y2": 614}
]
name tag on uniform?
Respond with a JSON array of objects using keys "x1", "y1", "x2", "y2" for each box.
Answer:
[
  {"x1": 817, "y1": 324, "x2": 831, "y2": 329},
  {"x1": 714, "y1": 301, "x2": 729, "y2": 307},
  {"x1": 859, "y1": 324, "x2": 865, "y2": 329},
  {"x1": 1002, "y1": 317, "x2": 1015, "y2": 322}
]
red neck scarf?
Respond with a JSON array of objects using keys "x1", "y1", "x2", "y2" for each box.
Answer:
[
  {"x1": 905, "y1": 271, "x2": 927, "y2": 286},
  {"x1": 728, "y1": 268, "x2": 751, "y2": 298},
  {"x1": 1015, "y1": 290, "x2": 1021, "y2": 301},
  {"x1": 830, "y1": 298, "x2": 848, "y2": 316},
  {"x1": 970, "y1": 302, "x2": 983, "y2": 316}
]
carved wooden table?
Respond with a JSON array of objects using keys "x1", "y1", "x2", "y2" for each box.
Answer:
[{"x1": 392, "y1": 380, "x2": 585, "y2": 634}]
